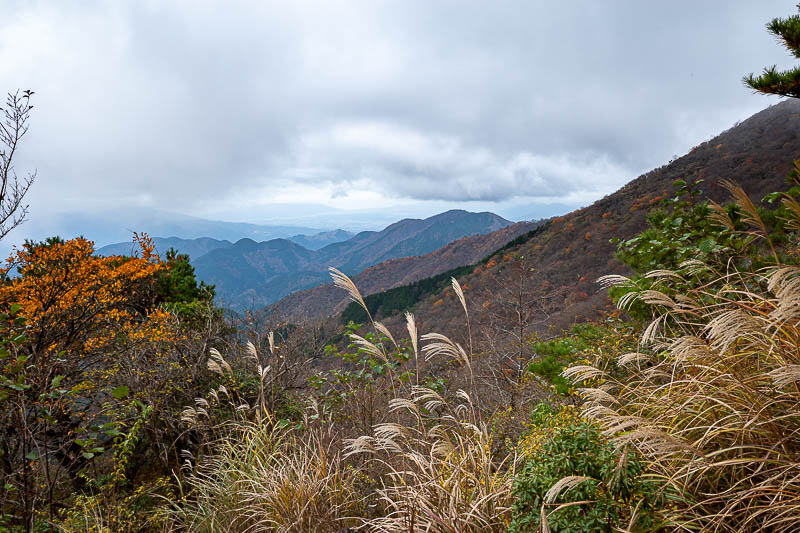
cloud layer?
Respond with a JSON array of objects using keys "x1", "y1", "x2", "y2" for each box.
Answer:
[{"x1": 0, "y1": 0, "x2": 793, "y2": 232}]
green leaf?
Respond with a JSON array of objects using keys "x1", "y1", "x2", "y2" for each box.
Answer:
[
  {"x1": 112, "y1": 386, "x2": 129, "y2": 399},
  {"x1": 698, "y1": 238, "x2": 716, "y2": 253},
  {"x1": 25, "y1": 451, "x2": 38, "y2": 461}
]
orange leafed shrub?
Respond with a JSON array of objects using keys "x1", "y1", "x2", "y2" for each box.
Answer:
[
  {"x1": 0, "y1": 234, "x2": 195, "y2": 525},
  {"x1": 2, "y1": 236, "x2": 162, "y2": 346},
  {"x1": 0, "y1": 235, "x2": 178, "y2": 393}
]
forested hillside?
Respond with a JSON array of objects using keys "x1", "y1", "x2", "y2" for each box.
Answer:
[{"x1": 376, "y1": 99, "x2": 800, "y2": 338}]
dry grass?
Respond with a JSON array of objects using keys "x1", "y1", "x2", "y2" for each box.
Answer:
[
  {"x1": 342, "y1": 274, "x2": 515, "y2": 532},
  {"x1": 171, "y1": 272, "x2": 514, "y2": 532},
  {"x1": 573, "y1": 262, "x2": 800, "y2": 531},
  {"x1": 561, "y1": 181, "x2": 800, "y2": 531},
  {"x1": 346, "y1": 386, "x2": 515, "y2": 532},
  {"x1": 168, "y1": 424, "x2": 363, "y2": 533}
]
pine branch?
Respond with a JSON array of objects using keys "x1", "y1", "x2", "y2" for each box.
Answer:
[
  {"x1": 767, "y1": 14, "x2": 800, "y2": 58},
  {"x1": 744, "y1": 65, "x2": 800, "y2": 98},
  {"x1": 745, "y1": 6, "x2": 800, "y2": 99}
]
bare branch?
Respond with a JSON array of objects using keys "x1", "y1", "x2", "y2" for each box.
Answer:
[{"x1": 0, "y1": 90, "x2": 36, "y2": 241}]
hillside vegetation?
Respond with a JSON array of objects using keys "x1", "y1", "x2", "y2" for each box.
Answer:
[{"x1": 377, "y1": 99, "x2": 800, "y2": 341}]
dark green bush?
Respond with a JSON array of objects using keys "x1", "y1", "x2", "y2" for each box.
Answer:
[{"x1": 509, "y1": 410, "x2": 663, "y2": 532}]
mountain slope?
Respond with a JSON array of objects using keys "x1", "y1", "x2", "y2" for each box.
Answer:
[
  {"x1": 289, "y1": 229, "x2": 355, "y2": 250},
  {"x1": 314, "y1": 210, "x2": 512, "y2": 272},
  {"x1": 193, "y1": 210, "x2": 514, "y2": 309},
  {"x1": 272, "y1": 220, "x2": 540, "y2": 321},
  {"x1": 363, "y1": 100, "x2": 800, "y2": 339}
]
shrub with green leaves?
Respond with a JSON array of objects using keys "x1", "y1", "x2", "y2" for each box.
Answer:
[
  {"x1": 509, "y1": 405, "x2": 663, "y2": 533},
  {"x1": 526, "y1": 323, "x2": 627, "y2": 396},
  {"x1": 609, "y1": 176, "x2": 800, "y2": 319},
  {"x1": 614, "y1": 179, "x2": 740, "y2": 273}
]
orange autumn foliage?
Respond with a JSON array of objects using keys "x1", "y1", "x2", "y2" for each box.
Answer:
[
  {"x1": 0, "y1": 234, "x2": 179, "y2": 391},
  {"x1": 0, "y1": 234, "x2": 214, "y2": 525}
]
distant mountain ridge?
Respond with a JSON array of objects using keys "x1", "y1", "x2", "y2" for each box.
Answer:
[
  {"x1": 271, "y1": 219, "x2": 541, "y2": 321},
  {"x1": 192, "y1": 210, "x2": 513, "y2": 309},
  {"x1": 288, "y1": 229, "x2": 355, "y2": 250},
  {"x1": 96, "y1": 229, "x2": 356, "y2": 259},
  {"x1": 97, "y1": 236, "x2": 233, "y2": 260},
  {"x1": 28, "y1": 208, "x2": 327, "y2": 250}
]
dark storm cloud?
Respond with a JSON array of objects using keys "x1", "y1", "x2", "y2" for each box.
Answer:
[{"x1": 0, "y1": 0, "x2": 793, "y2": 221}]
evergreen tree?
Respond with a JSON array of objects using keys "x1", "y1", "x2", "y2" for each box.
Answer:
[{"x1": 745, "y1": 4, "x2": 800, "y2": 98}]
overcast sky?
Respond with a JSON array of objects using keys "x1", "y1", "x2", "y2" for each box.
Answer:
[{"x1": 0, "y1": 1, "x2": 796, "y2": 241}]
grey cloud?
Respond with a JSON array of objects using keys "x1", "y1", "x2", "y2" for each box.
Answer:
[
  {"x1": 289, "y1": 121, "x2": 628, "y2": 201},
  {"x1": 0, "y1": 0, "x2": 792, "y2": 232}
]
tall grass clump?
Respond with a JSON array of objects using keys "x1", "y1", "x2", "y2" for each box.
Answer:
[
  {"x1": 340, "y1": 271, "x2": 516, "y2": 532},
  {"x1": 169, "y1": 423, "x2": 364, "y2": 532},
  {"x1": 564, "y1": 183, "x2": 800, "y2": 532},
  {"x1": 168, "y1": 340, "x2": 365, "y2": 532},
  {"x1": 171, "y1": 271, "x2": 516, "y2": 532},
  {"x1": 346, "y1": 386, "x2": 515, "y2": 532}
]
